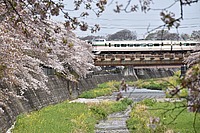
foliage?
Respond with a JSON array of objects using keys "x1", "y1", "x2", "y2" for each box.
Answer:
[
  {"x1": 127, "y1": 99, "x2": 200, "y2": 133},
  {"x1": 127, "y1": 71, "x2": 190, "y2": 98},
  {"x1": 89, "y1": 98, "x2": 132, "y2": 120},
  {"x1": 182, "y1": 47, "x2": 200, "y2": 112},
  {"x1": 0, "y1": 0, "x2": 104, "y2": 33},
  {"x1": 12, "y1": 98, "x2": 132, "y2": 133},
  {"x1": 180, "y1": 33, "x2": 190, "y2": 40},
  {"x1": 79, "y1": 81, "x2": 119, "y2": 98},
  {"x1": 140, "y1": 98, "x2": 156, "y2": 106},
  {"x1": 0, "y1": 19, "x2": 94, "y2": 106},
  {"x1": 107, "y1": 29, "x2": 137, "y2": 41},
  {"x1": 128, "y1": 78, "x2": 169, "y2": 90},
  {"x1": 145, "y1": 30, "x2": 180, "y2": 40},
  {"x1": 79, "y1": 35, "x2": 106, "y2": 41},
  {"x1": 182, "y1": 62, "x2": 200, "y2": 112},
  {"x1": 62, "y1": 37, "x2": 68, "y2": 44},
  {"x1": 141, "y1": 81, "x2": 166, "y2": 90},
  {"x1": 68, "y1": 42, "x2": 74, "y2": 48},
  {"x1": 0, "y1": 0, "x2": 199, "y2": 35},
  {"x1": 127, "y1": 99, "x2": 161, "y2": 133}
]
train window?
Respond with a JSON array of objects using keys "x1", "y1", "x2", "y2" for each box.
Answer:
[
  {"x1": 94, "y1": 39, "x2": 105, "y2": 42},
  {"x1": 134, "y1": 44, "x2": 140, "y2": 47},
  {"x1": 191, "y1": 43, "x2": 196, "y2": 46},
  {"x1": 121, "y1": 44, "x2": 127, "y2": 47},
  {"x1": 114, "y1": 44, "x2": 120, "y2": 47},
  {"x1": 140, "y1": 44, "x2": 145, "y2": 47},
  {"x1": 148, "y1": 43, "x2": 153, "y2": 47},
  {"x1": 153, "y1": 44, "x2": 160, "y2": 46},
  {"x1": 129, "y1": 44, "x2": 134, "y2": 47}
]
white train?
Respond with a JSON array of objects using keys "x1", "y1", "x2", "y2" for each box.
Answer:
[{"x1": 92, "y1": 39, "x2": 200, "y2": 54}]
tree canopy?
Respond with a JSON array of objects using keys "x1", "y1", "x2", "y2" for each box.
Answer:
[
  {"x1": 107, "y1": 29, "x2": 137, "y2": 40},
  {"x1": 145, "y1": 30, "x2": 180, "y2": 40},
  {"x1": 0, "y1": 0, "x2": 199, "y2": 34}
]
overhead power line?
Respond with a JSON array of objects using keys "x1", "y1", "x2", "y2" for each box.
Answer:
[{"x1": 81, "y1": 17, "x2": 200, "y2": 22}]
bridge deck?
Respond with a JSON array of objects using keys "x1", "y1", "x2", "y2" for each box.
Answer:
[{"x1": 94, "y1": 53, "x2": 189, "y2": 67}]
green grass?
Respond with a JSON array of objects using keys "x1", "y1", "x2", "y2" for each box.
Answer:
[
  {"x1": 149, "y1": 101, "x2": 200, "y2": 133},
  {"x1": 127, "y1": 99, "x2": 200, "y2": 133},
  {"x1": 89, "y1": 98, "x2": 133, "y2": 120},
  {"x1": 127, "y1": 71, "x2": 188, "y2": 98},
  {"x1": 79, "y1": 81, "x2": 119, "y2": 98},
  {"x1": 13, "y1": 101, "x2": 96, "y2": 133},
  {"x1": 127, "y1": 71, "x2": 182, "y2": 90},
  {"x1": 13, "y1": 98, "x2": 132, "y2": 133},
  {"x1": 127, "y1": 78, "x2": 169, "y2": 90}
]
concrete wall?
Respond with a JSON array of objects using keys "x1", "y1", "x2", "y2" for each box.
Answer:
[{"x1": 0, "y1": 68, "x2": 178, "y2": 133}]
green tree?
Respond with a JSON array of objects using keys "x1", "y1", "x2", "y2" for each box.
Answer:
[
  {"x1": 107, "y1": 29, "x2": 137, "y2": 41},
  {"x1": 145, "y1": 30, "x2": 180, "y2": 40}
]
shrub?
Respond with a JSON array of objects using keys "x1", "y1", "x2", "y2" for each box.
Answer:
[{"x1": 79, "y1": 81, "x2": 119, "y2": 98}]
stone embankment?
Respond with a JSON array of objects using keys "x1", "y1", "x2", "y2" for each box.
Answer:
[{"x1": 1, "y1": 68, "x2": 176, "y2": 132}]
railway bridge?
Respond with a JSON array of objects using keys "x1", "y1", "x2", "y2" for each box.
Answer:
[{"x1": 94, "y1": 52, "x2": 190, "y2": 68}]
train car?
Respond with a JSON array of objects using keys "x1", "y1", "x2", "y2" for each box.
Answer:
[{"x1": 92, "y1": 39, "x2": 200, "y2": 54}]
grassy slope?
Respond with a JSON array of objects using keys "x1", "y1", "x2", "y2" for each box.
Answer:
[
  {"x1": 13, "y1": 79, "x2": 132, "y2": 133},
  {"x1": 127, "y1": 99, "x2": 200, "y2": 133}
]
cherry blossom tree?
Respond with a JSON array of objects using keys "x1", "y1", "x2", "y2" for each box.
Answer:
[
  {"x1": 0, "y1": 1, "x2": 200, "y2": 133},
  {"x1": 0, "y1": 0, "x2": 199, "y2": 33},
  {"x1": 0, "y1": 0, "x2": 199, "y2": 110}
]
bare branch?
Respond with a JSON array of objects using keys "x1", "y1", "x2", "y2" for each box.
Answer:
[{"x1": 150, "y1": 0, "x2": 179, "y2": 11}]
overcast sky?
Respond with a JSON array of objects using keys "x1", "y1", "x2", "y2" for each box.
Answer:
[{"x1": 54, "y1": 0, "x2": 200, "y2": 39}]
